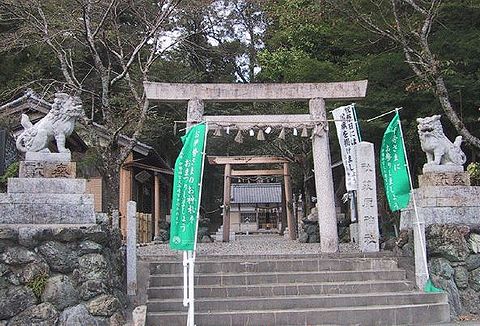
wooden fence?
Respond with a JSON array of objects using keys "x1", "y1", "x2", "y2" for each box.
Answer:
[{"x1": 136, "y1": 212, "x2": 153, "y2": 244}]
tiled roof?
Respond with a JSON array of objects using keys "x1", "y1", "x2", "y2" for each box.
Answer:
[{"x1": 231, "y1": 183, "x2": 282, "y2": 204}]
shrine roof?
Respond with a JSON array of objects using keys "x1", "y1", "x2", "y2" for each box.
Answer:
[{"x1": 231, "y1": 183, "x2": 282, "y2": 204}]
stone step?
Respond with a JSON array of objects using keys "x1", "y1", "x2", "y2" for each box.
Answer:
[
  {"x1": 149, "y1": 257, "x2": 398, "y2": 274},
  {"x1": 147, "y1": 280, "x2": 414, "y2": 299},
  {"x1": 149, "y1": 269, "x2": 405, "y2": 287},
  {"x1": 146, "y1": 302, "x2": 450, "y2": 326},
  {"x1": 147, "y1": 292, "x2": 447, "y2": 312}
]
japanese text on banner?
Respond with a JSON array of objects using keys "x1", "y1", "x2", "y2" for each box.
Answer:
[
  {"x1": 170, "y1": 123, "x2": 207, "y2": 251},
  {"x1": 332, "y1": 105, "x2": 361, "y2": 191}
]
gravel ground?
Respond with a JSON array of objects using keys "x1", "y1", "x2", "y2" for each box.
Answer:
[{"x1": 137, "y1": 234, "x2": 360, "y2": 258}]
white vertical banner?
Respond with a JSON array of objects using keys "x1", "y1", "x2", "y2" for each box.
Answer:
[{"x1": 332, "y1": 104, "x2": 361, "y2": 191}]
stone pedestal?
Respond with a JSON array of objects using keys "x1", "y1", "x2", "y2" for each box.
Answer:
[
  {"x1": 0, "y1": 154, "x2": 95, "y2": 226},
  {"x1": 400, "y1": 170, "x2": 480, "y2": 230}
]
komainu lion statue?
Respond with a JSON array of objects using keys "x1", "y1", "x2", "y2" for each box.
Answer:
[
  {"x1": 417, "y1": 115, "x2": 466, "y2": 167},
  {"x1": 16, "y1": 93, "x2": 84, "y2": 153}
]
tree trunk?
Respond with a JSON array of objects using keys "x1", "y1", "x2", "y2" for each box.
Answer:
[{"x1": 104, "y1": 169, "x2": 120, "y2": 213}]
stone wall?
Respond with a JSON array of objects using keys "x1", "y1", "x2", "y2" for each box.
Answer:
[
  {"x1": 392, "y1": 224, "x2": 480, "y2": 318},
  {"x1": 0, "y1": 224, "x2": 125, "y2": 325}
]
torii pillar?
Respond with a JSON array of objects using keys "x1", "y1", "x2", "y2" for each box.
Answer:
[{"x1": 144, "y1": 81, "x2": 368, "y2": 253}]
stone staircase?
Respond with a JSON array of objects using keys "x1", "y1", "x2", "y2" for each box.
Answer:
[{"x1": 145, "y1": 254, "x2": 450, "y2": 325}]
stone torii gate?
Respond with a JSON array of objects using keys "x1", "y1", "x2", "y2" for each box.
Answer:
[
  {"x1": 144, "y1": 81, "x2": 368, "y2": 253},
  {"x1": 207, "y1": 155, "x2": 294, "y2": 242}
]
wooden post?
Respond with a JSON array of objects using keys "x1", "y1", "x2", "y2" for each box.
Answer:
[
  {"x1": 309, "y1": 98, "x2": 338, "y2": 252},
  {"x1": 283, "y1": 163, "x2": 296, "y2": 240},
  {"x1": 154, "y1": 172, "x2": 161, "y2": 239},
  {"x1": 119, "y1": 153, "x2": 133, "y2": 238},
  {"x1": 223, "y1": 163, "x2": 232, "y2": 242}
]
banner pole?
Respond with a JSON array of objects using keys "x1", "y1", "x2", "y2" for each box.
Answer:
[
  {"x1": 183, "y1": 251, "x2": 188, "y2": 307},
  {"x1": 194, "y1": 122, "x2": 209, "y2": 253},
  {"x1": 395, "y1": 109, "x2": 429, "y2": 289},
  {"x1": 189, "y1": 122, "x2": 208, "y2": 326}
]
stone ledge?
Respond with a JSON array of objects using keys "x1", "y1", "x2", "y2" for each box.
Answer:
[
  {"x1": 422, "y1": 164, "x2": 464, "y2": 173},
  {"x1": 0, "y1": 203, "x2": 95, "y2": 224},
  {"x1": 25, "y1": 152, "x2": 71, "y2": 162},
  {"x1": 1, "y1": 223, "x2": 96, "y2": 229},
  {"x1": 414, "y1": 186, "x2": 480, "y2": 199},
  {"x1": 0, "y1": 193, "x2": 94, "y2": 204},
  {"x1": 8, "y1": 178, "x2": 86, "y2": 194},
  {"x1": 400, "y1": 206, "x2": 480, "y2": 230}
]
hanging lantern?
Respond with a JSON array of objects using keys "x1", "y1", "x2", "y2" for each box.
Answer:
[
  {"x1": 278, "y1": 127, "x2": 286, "y2": 140},
  {"x1": 213, "y1": 127, "x2": 223, "y2": 137},
  {"x1": 226, "y1": 126, "x2": 230, "y2": 134},
  {"x1": 301, "y1": 126, "x2": 309, "y2": 137},
  {"x1": 257, "y1": 128, "x2": 265, "y2": 141},
  {"x1": 234, "y1": 130, "x2": 244, "y2": 143},
  {"x1": 265, "y1": 126, "x2": 272, "y2": 134},
  {"x1": 249, "y1": 129, "x2": 255, "y2": 137},
  {"x1": 293, "y1": 127, "x2": 298, "y2": 136}
]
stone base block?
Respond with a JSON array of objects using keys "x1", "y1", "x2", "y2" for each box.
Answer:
[
  {"x1": 418, "y1": 172, "x2": 470, "y2": 187},
  {"x1": 8, "y1": 178, "x2": 86, "y2": 194},
  {"x1": 400, "y1": 185, "x2": 480, "y2": 229},
  {"x1": 19, "y1": 161, "x2": 76, "y2": 178},
  {"x1": 25, "y1": 152, "x2": 71, "y2": 162},
  {"x1": 422, "y1": 164, "x2": 464, "y2": 173},
  {"x1": 0, "y1": 193, "x2": 95, "y2": 224}
]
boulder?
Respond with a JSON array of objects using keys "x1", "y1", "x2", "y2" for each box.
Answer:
[
  {"x1": 78, "y1": 240, "x2": 103, "y2": 255},
  {"x1": 86, "y1": 294, "x2": 120, "y2": 317},
  {"x1": 109, "y1": 311, "x2": 125, "y2": 326},
  {"x1": 460, "y1": 288, "x2": 480, "y2": 315},
  {"x1": 78, "y1": 279, "x2": 109, "y2": 301},
  {"x1": 469, "y1": 233, "x2": 480, "y2": 254},
  {"x1": 0, "y1": 262, "x2": 8, "y2": 276},
  {"x1": 466, "y1": 254, "x2": 480, "y2": 271},
  {"x1": 298, "y1": 232, "x2": 308, "y2": 243},
  {"x1": 75, "y1": 253, "x2": 110, "y2": 283},
  {"x1": 431, "y1": 275, "x2": 462, "y2": 317},
  {"x1": 454, "y1": 266, "x2": 469, "y2": 289},
  {"x1": 395, "y1": 230, "x2": 410, "y2": 248},
  {"x1": 0, "y1": 228, "x2": 18, "y2": 241},
  {"x1": 17, "y1": 228, "x2": 43, "y2": 248},
  {"x1": 0, "y1": 285, "x2": 37, "y2": 319},
  {"x1": 52, "y1": 228, "x2": 84, "y2": 243},
  {"x1": 41, "y1": 275, "x2": 79, "y2": 310},
  {"x1": 17, "y1": 261, "x2": 49, "y2": 284},
  {"x1": 429, "y1": 258, "x2": 454, "y2": 279},
  {"x1": 426, "y1": 224, "x2": 469, "y2": 262},
  {"x1": 469, "y1": 267, "x2": 480, "y2": 291},
  {"x1": 38, "y1": 241, "x2": 79, "y2": 273},
  {"x1": 83, "y1": 225, "x2": 109, "y2": 246},
  {"x1": 58, "y1": 304, "x2": 99, "y2": 326},
  {"x1": 8, "y1": 302, "x2": 59, "y2": 326},
  {"x1": 201, "y1": 235, "x2": 213, "y2": 243},
  {"x1": 0, "y1": 246, "x2": 41, "y2": 266},
  {"x1": 154, "y1": 229, "x2": 169, "y2": 243}
]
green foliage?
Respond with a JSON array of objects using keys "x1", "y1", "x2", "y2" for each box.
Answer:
[
  {"x1": 0, "y1": 162, "x2": 19, "y2": 192},
  {"x1": 467, "y1": 162, "x2": 480, "y2": 186},
  {"x1": 26, "y1": 273, "x2": 49, "y2": 299}
]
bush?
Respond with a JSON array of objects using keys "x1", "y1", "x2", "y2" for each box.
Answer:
[
  {"x1": 0, "y1": 162, "x2": 19, "y2": 191},
  {"x1": 467, "y1": 162, "x2": 480, "y2": 186}
]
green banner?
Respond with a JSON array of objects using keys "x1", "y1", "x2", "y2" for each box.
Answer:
[
  {"x1": 170, "y1": 123, "x2": 207, "y2": 251},
  {"x1": 380, "y1": 112, "x2": 411, "y2": 211}
]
